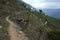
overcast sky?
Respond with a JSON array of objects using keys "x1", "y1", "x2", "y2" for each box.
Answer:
[{"x1": 22, "y1": 0, "x2": 60, "y2": 9}]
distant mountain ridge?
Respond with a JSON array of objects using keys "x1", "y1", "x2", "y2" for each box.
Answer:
[{"x1": 42, "y1": 9, "x2": 60, "y2": 19}]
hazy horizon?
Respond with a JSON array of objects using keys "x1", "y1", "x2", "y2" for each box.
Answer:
[
  {"x1": 22, "y1": 0, "x2": 60, "y2": 9},
  {"x1": 22, "y1": 0, "x2": 60, "y2": 19}
]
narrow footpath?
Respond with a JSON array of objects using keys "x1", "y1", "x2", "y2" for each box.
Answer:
[{"x1": 6, "y1": 16, "x2": 28, "y2": 40}]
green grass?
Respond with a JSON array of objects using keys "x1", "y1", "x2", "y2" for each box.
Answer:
[
  {"x1": 1, "y1": 1, "x2": 60, "y2": 40},
  {"x1": 9, "y1": 8, "x2": 60, "y2": 40},
  {"x1": 45, "y1": 16, "x2": 60, "y2": 29},
  {"x1": 0, "y1": 17, "x2": 10, "y2": 40},
  {"x1": 48, "y1": 30, "x2": 60, "y2": 40}
]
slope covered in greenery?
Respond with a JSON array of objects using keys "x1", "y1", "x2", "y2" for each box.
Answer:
[{"x1": 0, "y1": 0, "x2": 60, "y2": 40}]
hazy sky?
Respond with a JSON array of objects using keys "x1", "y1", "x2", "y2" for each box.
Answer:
[{"x1": 22, "y1": 0, "x2": 60, "y2": 9}]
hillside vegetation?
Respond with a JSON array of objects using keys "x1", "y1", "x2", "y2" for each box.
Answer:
[{"x1": 0, "y1": 0, "x2": 60, "y2": 40}]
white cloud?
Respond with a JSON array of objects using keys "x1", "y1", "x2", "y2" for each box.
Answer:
[
  {"x1": 22, "y1": 0, "x2": 60, "y2": 9},
  {"x1": 35, "y1": 2, "x2": 60, "y2": 9}
]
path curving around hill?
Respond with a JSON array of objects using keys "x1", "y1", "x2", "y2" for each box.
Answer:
[{"x1": 6, "y1": 15, "x2": 28, "y2": 40}]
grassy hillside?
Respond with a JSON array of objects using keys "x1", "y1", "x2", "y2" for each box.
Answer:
[
  {"x1": 0, "y1": 0, "x2": 60, "y2": 40},
  {"x1": 45, "y1": 16, "x2": 60, "y2": 29},
  {"x1": 45, "y1": 16, "x2": 60, "y2": 40}
]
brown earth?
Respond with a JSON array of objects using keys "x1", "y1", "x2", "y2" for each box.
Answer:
[{"x1": 6, "y1": 16, "x2": 29, "y2": 40}]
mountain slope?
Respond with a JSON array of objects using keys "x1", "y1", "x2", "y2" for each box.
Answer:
[
  {"x1": 0, "y1": 0, "x2": 60, "y2": 40},
  {"x1": 42, "y1": 9, "x2": 60, "y2": 19}
]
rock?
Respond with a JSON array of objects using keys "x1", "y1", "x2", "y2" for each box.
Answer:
[{"x1": 0, "y1": 25, "x2": 2, "y2": 29}]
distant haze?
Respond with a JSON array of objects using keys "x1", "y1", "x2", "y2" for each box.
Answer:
[
  {"x1": 42, "y1": 9, "x2": 60, "y2": 19},
  {"x1": 22, "y1": 0, "x2": 60, "y2": 9},
  {"x1": 22, "y1": 0, "x2": 60, "y2": 19}
]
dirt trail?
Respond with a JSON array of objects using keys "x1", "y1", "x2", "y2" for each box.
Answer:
[{"x1": 6, "y1": 16, "x2": 28, "y2": 40}]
